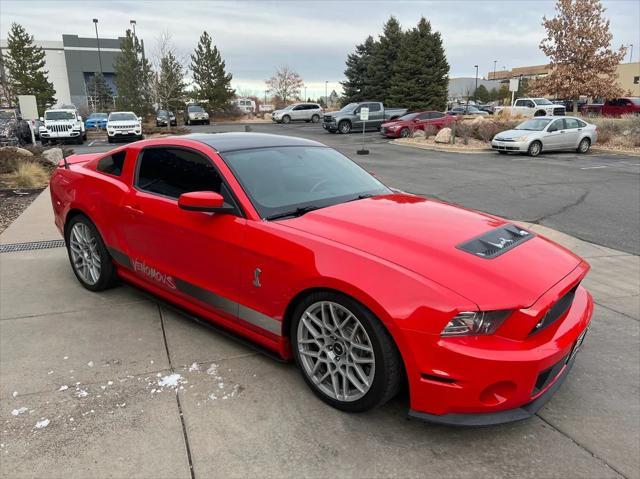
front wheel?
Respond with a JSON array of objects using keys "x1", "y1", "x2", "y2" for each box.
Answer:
[
  {"x1": 400, "y1": 127, "x2": 410, "y2": 138},
  {"x1": 291, "y1": 292, "x2": 403, "y2": 412},
  {"x1": 338, "y1": 120, "x2": 352, "y2": 134},
  {"x1": 282, "y1": 115, "x2": 291, "y2": 124},
  {"x1": 528, "y1": 140, "x2": 542, "y2": 157},
  {"x1": 577, "y1": 137, "x2": 591, "y2": 153},
  {"x1": 65, "y1": 215, "x2": 118, "y2": 291}
]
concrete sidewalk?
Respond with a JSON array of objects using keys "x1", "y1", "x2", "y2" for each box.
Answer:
[{"x1": 0, "y1": 191, "x2": 638, "y2": 479}]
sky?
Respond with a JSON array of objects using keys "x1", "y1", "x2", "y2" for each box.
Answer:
[{"x1": 1, "y1": 0, "x2": 638, "y2": 98}]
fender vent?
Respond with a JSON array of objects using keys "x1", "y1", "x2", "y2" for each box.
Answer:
[
  {"x1": 0, "y1": 239, "x2": 65, "y2": 253},
  {"x1": 457, "y1": 224, "x2": 534, "y2": 259}
]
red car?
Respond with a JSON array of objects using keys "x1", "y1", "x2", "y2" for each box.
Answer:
[
  {"x1": 381, "y1": 111, "x2": 456, "y2": 138},
  {"x1": 50, "y1": 133, "x2": 592, "y2": 425}
]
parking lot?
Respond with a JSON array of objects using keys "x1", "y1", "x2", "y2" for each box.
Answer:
[{"x1": 1, "y1": 121, "x2": 639, "y2": 479}]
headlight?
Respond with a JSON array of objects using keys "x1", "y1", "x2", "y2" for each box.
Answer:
[
  {"x1": 513, "y1": 135, "x2": 529, "y2": 142},
  {"x1": 441, "y1": 310, "x2": 512, "y2": 336}
]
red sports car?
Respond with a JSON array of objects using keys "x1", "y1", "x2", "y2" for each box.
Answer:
[
  {"x1": 50, "y1": 133, "x2": 592, "y2": 425},
  {"x1": 380, "y1": 111, "x2": 456, "y2": 138}
]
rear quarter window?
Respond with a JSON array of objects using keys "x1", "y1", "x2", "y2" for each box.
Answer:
[{"x1": 97, "y1": 151, "x2": 126, "y2": 176}]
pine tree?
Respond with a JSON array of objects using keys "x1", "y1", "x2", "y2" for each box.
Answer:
[
  {"x1": 86, "y1": 73, "x2": 113, "y2": 111},
  {"x1": 113, "y1": 29, "x2": 153, "y2": 114},
  {"x1": 341, "y1": 36, "x2": 376, "y2": 103},
  {"x1": 531, "y1": 0, "x2": 626, "y2": 112},
  {"x1": 387, "y1": 17, "x2": 449, "y2": 110},
  {"x1": 474, "y1": 85, "x2": 490, "y2": 103},
  {"x1": 190, "y1": 31, "x2": 235, "y2": 112},
  {"x1": 366, "y1": 17, "x2": 404, "y2": 101},
  {"x1": 4, "y1": 23, "x2": 56, "y2": 113},
  {"x1": 153, "y1": 51, "x2": 186, "y2": 114}
]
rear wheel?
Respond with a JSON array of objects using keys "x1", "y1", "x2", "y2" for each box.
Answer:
[
  {"x1": 577, "y1": 137, "x2": 591, "y2": 153},
  {"x1": 65, "y1": 215, "x2": 118, "y2": 291},
  {"x1": 528, "y1": 140, "x2": 542, "y2": 157},
  {"x1": 291, "y1": 291, "x2": 402, "y2": 412},
  {"x1": 311, "y1": 114, "x2": 320, "y2": 123}
]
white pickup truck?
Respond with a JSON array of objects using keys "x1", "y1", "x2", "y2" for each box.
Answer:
[
  {"x1": 495, "y1": 98, "x2": 566, "y2": 117},
  {"x1": 39, "y1": 108, "x2": 86, "y2": 145}
]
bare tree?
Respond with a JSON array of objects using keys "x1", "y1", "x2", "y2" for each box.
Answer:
[
  {"x1": 531, "y1": 0, "x2": 627, "y2": 112},
  {"x1": 151, "y1": 31, "x2": 187, "y2": 130},
  {"x1": 265, "y1": 66, "x2": 303, "y2": 105}
]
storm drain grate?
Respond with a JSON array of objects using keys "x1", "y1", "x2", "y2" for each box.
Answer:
[{"x1": 0, "y1": 239, "x2": 65, "y2": 253}]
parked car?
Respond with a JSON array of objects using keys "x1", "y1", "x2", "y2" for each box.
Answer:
[
  {"x1": 235, "y1": 98, "x2": 256, "y2": 113},
  {"x1": 0, "y1": 108, "x2": 32, "y2": 146},
  {"x1": 106, "y1": 111, "x2": 143, "y2": 143},
  {"x1": 50, "y1": 132, "x2": 592, "y2": 426},
  {"x1": 601, "y1": 97, "x2": 640, "y2": 117},
  {"x1": 495, "y1": 98, "x2": 566, "y2": 117},
  {"x1": 85, "y1": 112, "x2": 108, "y2": 130},
  {"x1": 491, "y1": 116, "x2": 596, "y2": 157},
  {"x1": 475, "y1": 104, "x2": 495, "y2": 115},
  {"x1": 184, "y1": 105, "x2": 210, "y2": 125},
  {"x1": 323, "y1": 102, "x2": 408, "y2": 134},
  {"x1": 579, "y1": 103, "x2": 604, "y2": 117},
  {"x1": 446, "y1": 105, "x2": 489, "y2": 116},
  {"x1": 272, "y1": 103, "x2": 323, "y2": 124},
  {"x1": 156, "y1": 110, "x2": 177, "y2": 127},
  {"x1": 39, "y1": 108, "x2": 86, "y2": 145},
  {"x1": 380, "y1": 111, "x2": 456, "y2": 138}
]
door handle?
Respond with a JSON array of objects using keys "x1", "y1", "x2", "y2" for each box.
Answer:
[{"x1": 124, "y1": 204, "x2": 143, "y2": 215}]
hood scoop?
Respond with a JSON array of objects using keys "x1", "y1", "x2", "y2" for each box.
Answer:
[{"x1": 457, "y1": 224, "x2": 534, "y2": 259}]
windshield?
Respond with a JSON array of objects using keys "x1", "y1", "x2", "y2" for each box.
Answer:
[
  {"x1": 89, "y1": 113, "x2": 107, "y2": 119},
  {"x1": 45, "y1": 111, "x2": 76, "y2": 120},
  {"x1": 0, "y1": 111, "x2": 15, "y2": 120},
  {"x1": 222, "y1": 146, "x2": 391, "y2": 220},
  {"x1": 340, "y1": 103, "x2": 359, "y2": 112},
  {"x1": 188, "y1": 105, "x2": 204, "y2": 113},
  {"x1": 109, "y1": 113, "x2": 136, "y2": 121},
  {"x1": 533, "y1": 98, "x2": 553, "y2": 105},
  {"x1": 397, "y1": 112, "x2": 420, "y2": 121},
  {"x1": 515, "y1": 118, "x2": 552, "y2": 131},
  {"x1": 157, "y1": 110, "x2": 168, "y2": 116}
]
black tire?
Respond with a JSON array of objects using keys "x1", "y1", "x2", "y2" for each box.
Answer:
[
  {"x1": 577, "y1": 137, "x2": 591, "y2": 153},
  {"x1": 400, "y1": 127, "x2": 410, "y2": 138},
  {"x1": 65, "y1": 214, "x2": 118, "y2": 292},
  {"x1": 75, "y1": 134, "x2": 83, "y2": 145},
  {"x1": 290, "y1": 291, "x2": 403, "y2": 413},
  {"x1": 40, "y1": 138, "x2": 48, "y2": 146},
  {"x1": 534, "y1": 110, "x2": 546, "y2": 117},
  {"x1": 338, "y1": 120, "x2": 352, "y2": 134},
  {"x1": 311, "y1": 114, "x2": 320, "y2": 123},
  {"x1": 205, "y1": 120, "x2": 210, "y2": 125},
  {"x1": 156, "y1": 122, "x2": 161, "y2": 127},
  {"x1": 498, "y1": 150, "x2": 508, "y2": 155},
  {"x1": 282, "y1": 115, "x2": 291, "y2": 124},
  {"x1": 186, "y1": 118, "x2": 190, "y2": 126},
  {"x1": 108, "y1": 136, "x2": 114, "y2": 143},
  {"x1": 527, "y1": 140, "x2": 542, "y2": 157}
]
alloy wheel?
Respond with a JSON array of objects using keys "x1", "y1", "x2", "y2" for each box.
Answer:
[
  {"x1": 297, "y1": 301, "x2": 375, "y2": 402},
  {"x1": 579, "y1": 138, "x2": 590, "y2": 153},
  {"x1": 69, "y1": 222, "x2": 101, "y2": 285}
]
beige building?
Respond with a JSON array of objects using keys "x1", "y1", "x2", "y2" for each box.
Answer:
[{"x1": 488, "y1": 62, "x2": 640, "y2": 96}]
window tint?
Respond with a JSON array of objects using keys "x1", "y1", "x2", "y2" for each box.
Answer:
[
  {"x1": 549, "y1": 119, "x2": 564, "y2": 131},
  {"x1": 564, "y1": 118, "x2": 581, "y2": 129},
  {"x1": 97, "y1": 151, "x2": 126, "y2": 176},
  {"x1": 293, "y1": 105, "x2": 304, "y2": 111},
  {"x1": 417, "y1": 113, "x2": 431, "y2": 120},
  {"x1": 515, "y1": 100, "x2": 525, "y2": 107},
  {"x1": 431, "y1": 112, "x2": 444, "y2": 119},
  {"x1": 368, "y1": 103, "x2": 381, "y2": 112},
  {"x1": 576, "y1": 119, "x2": 587, "y2": 127},
  {"x1": 137, "y1": 148, "x2": 225, "y2": 200}
]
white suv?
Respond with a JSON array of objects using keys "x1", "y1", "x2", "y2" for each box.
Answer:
[
  {"x1": 107, "y1": 112, "x2": 143, "y2": 143},
  {"x1": 496, "y1": 98, "x2": 566, "y2": 117},
  {"x1": 272, "y1": 103, "x2": 323, "y2": 124},
  {"x1": 39, "y1": 108, "x2": 86, "y2": 145}
]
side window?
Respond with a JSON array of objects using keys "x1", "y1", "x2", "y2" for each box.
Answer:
[
  {"x1": 549, "y1": 119, "x2": 564, "y2": 131},
  {"x1": 526, "y1": 100, "x2": 535, "y2": 108},
  {"x1": 368, "y1": 103, "x2": 382, "y2": 112},
  {"x1": 417, "y1": 113, "x2": 431, "y2": 120},
  {"x1": 137, "y1": 148, "x2": 224, "y2": 200},
  {"x1": 576, "y1": 119, "x2": 587, "y2": 128},
  {"x1": 515, "y1": 100, "x2": 525, "y2": 107},
  {"x1": 97, "y1": 150, "x2": 126, "y2": 176},
  {"x1": 431, "y1": 112, "x2": 444, "y2": 119},
  {"x1": 293, "y1": 105, "x2": 304, "y2": 111},
  {"x1": 565, "y1": 118, "x2": 580, "y2": 129}
]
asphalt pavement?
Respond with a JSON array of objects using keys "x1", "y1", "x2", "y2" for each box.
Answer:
[{"x1": 75, "y1": 121, "x2": 640, "y2": 254}]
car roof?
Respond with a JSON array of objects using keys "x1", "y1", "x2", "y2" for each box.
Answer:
[{"x1": 186, "y1": 132, "x2": 324, "y2": 153}]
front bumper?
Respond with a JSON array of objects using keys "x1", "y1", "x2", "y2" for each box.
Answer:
[
  {"x1": 322, "y1": 122, "x2": 338, "y2": 131},
  {"x1": 40, "y1": 130, "x2": 81, "y2": 139},
  {"x1": 402, "y1": 281, "x2": 593, "y2": 425},
  {"x1": 491, "y1": 139, "x2": 529, "y2": 152},
  {"x1": 108, "y1": 129, "x2": 141, "y2": 138}
]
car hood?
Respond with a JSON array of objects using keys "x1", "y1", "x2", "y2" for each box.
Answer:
[
  {"x1": 280, "y1": 194, "x2": 582, "y2": 309},
  {"x1": 494, "y1": 129, "x2": 538, "y2": 140},
  {"x1": 381, "y1": 120, "x2": 406, "y2": 128}
]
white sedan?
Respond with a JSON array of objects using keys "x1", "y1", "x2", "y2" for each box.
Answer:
[{"x1": 491, "y1": 116, "x2": 597, "y2": 157}]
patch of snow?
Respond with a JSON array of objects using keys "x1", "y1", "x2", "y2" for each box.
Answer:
[
  {"x1": 58, "y1": 385, "x2": 69, "y2": 392},
  {"x1": 87, "y1": 361, "x2": 94, "y2": 368},
  {"x1": 206, "y1": 363, "x2": 219, "y2": 376},
  {"x1": 76, "y1": 389, "x2": 88, "y2": 398},
  {"x1": 188, "y1": 362, "x2": 200, "y2": 372},
  {"x1": 157, "y1": 373, "x2": 183, "y2": 388},
  {"x1": 12, "y1": 392, "x2": 17, "y2": 398},
  {"x1": 11, "y1": 407, "x2": 28, "y2": 416},
  {"x1": 63, "y1": 356, "x2": 69, "y2": 360},
  {"x1": 34, "y1": 419, "x2": 49, "y2": 429},
  {"x1": 47, "y1": 371, "x2": 54, "y2": 375}
]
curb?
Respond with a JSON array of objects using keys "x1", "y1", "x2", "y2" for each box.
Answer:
[
  {"x1": 391, "y1": 139, "x2": 491, "y2": 154},
  {"x1": 591, "y1": 147, "x2": 640, "y2": 157}
]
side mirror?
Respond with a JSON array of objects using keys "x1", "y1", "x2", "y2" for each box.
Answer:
[
  {"x1": 138, "y1": 116, "x2": 142, "y2": 121},
  {"x1": 78, "y1": 116, "x2": 82, "y2": 121},
  {"x1": 39, "y1": 117, "x2": 44, "y2": 121},
  {"x1": 178, "y1": 191, "x2": 231, "y2": 213}
]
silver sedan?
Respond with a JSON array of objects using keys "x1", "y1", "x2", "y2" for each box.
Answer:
[{"x1": 491, "y1": 116, "x2": 597, "y2": 157}]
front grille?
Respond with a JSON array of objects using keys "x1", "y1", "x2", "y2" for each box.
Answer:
[
  {"x1": 529, "y1": 284, "x2": 579, "y2": 335},
  {"x1": 48, "y1": 124, "x2": 72, "y2": 132},
  {"x1": 457, "y1": 224, "x2": 534, "y2": 259},
  {"x1": 0, "y1": 239, "x2": 65, "y2": 253},
  {"x1": 553, "y1": 108, "x2": 565, "y2": 116},
  {"x1": 323, "y1": 115, "x2": 334, "y2": 123},
  {"x1": 532, "y1": 353, "x2": 569, "y2": 395},
  {"x1": 111, "y1": 124, "x2": 138, "y2": 129},
  {"x1": 494, "y1": 137, "x2": 514, "y2": 142}
]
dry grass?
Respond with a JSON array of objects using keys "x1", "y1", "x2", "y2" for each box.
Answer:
[
  {"x1": 588, "y1": 114, "x2": 640, "y2": 149},
  {"x1": 12, "y1": 162, "x2": 49, "y2": 188}
]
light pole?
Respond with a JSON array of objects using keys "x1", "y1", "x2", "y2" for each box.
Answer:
[
  {"x1": 304, "y1": 85, "x2": 307, "y2": 102},
  {"x1": 629, "y1": 44, "x2": 634, "y2": 63},
  {"x1": 130, "y1": 19, "x2": 137, "y2": 38},
  {"x1": 325, "y1": 81, "x2": 328, "y2": 107},
  {"x1": 474, "y1": 65, "x2": 478, "y2": 102},
  {"x1": 493, "y1": 60, "x2": 497, "y2": 79},
  {"x1": 92, "y1": 19, "x2": 103, "y2": 74}
]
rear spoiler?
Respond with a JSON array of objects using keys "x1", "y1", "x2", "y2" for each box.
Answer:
[{"x1": 58, "y1": 153, "x2": 99, "y2": 169}]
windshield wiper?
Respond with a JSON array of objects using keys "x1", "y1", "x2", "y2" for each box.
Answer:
[
  {"x1": 266, "y1": 205, "x2": 323, "y2": 221},
  {"x1": 345, "y1": 193, "x2": 375, "y2": 203}
]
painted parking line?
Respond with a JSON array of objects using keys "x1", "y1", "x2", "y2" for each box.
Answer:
[{"x1": 580, "y1": 165, "x2": 608, "y2": 169}]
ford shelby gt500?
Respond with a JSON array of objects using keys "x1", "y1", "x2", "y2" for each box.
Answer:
[{"x1": 50, "y1": 133, "x2": 592, "y2": 425}]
